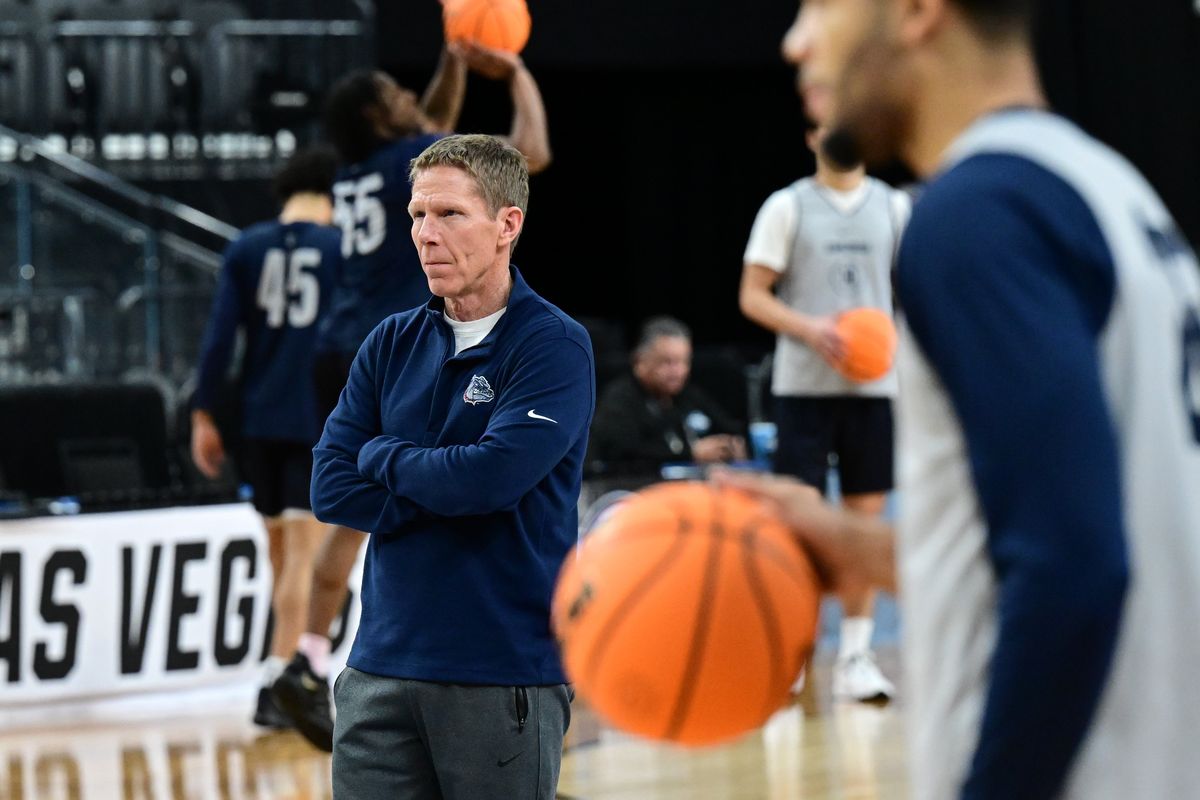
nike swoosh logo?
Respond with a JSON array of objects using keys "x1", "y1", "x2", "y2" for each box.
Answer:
[
  {"x1": 498, "y1": 752, "x2": 522, "y2": 767},
  {"x1": 527, "y1": 409, "x2": 557, "y2": 423}
]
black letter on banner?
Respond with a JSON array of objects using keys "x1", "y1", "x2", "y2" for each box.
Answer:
[
  {"x1": 166, "y1": 542, "x2": 207, "y2": 671},
  {"x1": 214, "y1": 539, "x2": 256, "y2": 666},
  {"x1": 0, "y1": 552, "x2": 19, "y2": 682},
  {"x1": 34, "y1": 550, "x2": 86, "y2": 680},
  {"x1": 121, "y1": 545, "x2": 162, "y2": 675}
]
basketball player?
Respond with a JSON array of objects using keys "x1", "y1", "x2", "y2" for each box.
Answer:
[
  {"x1": 270, "y1": 44, "x2": 553, "y2": 751},
  {"x1": 723, "y1": 0, "x2": 1200, "y2": 797},
  {"x1": 190, "y1": 148, "x2": 341, "y2": 727},
  {"x1": 314, "y1": 134, "x2": 592, "y2": 799},
  {"x1": 740, "y1": 124, "x2": 909, "y2": 702}
]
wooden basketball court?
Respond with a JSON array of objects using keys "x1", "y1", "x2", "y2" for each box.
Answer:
[{"x1": 0, "y1": 653, "x2": 906, "y2": 800}]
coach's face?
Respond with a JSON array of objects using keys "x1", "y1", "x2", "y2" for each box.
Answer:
[
  {"x1": 783, "y1": 0, "x2": 917, "y2": 167},
  {"x1": 409, "y1": 166, "x2": 523, "y2": 300}
]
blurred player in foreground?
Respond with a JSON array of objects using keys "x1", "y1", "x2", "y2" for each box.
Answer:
[{"x1": 723, "y1": 0, "x2": 1200, "y2": 797}]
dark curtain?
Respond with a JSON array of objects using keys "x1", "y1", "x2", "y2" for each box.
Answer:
[{"x1": 376, "y1": 0, "x2": 1200, "y2": 345}]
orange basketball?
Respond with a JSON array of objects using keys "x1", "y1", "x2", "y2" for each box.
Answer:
[
  {"x1": 552, "y1": 481, "x2": 820, "y2": 747},
  {"x1": 442, "y1": 0, "x2": 531, "y2": 54},
  {"x1": 834, "y1": 308, "x2": 897, "y2": 383}
]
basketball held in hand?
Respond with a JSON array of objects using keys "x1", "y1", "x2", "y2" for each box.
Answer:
[
  {"x1": 552, "y1": 481, "x2": 821, "y2": 747},
  {"x1": 443, "y1": 0, "x2": 531, "y2": 54},
  {"x1": 834, "y1": 308, "x2": 897, "y2": 383}
]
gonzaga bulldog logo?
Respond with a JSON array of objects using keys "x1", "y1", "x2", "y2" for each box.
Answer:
[{"x1": 463, "y1": 375, "x2": 495, "y2": 405}]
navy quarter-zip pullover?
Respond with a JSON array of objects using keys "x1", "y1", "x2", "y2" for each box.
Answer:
[{"x1": 311, "y1": 267, "x2": 595, "y2": 685}]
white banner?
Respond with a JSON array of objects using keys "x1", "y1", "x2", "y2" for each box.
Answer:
[{"x1": 0, "y1": 504, "x2": 362, "y2": 707}]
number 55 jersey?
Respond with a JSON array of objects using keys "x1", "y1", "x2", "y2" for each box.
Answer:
[
  {"x1": 894, "y1": 109, "x2": 1200, "y2": 800},
  {"x1": 321, "y1": 133, "x2": 444, "y2": 358}
]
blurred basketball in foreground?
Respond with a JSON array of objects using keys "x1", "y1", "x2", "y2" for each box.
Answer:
[
  {"x1": 834, "y1": 308, "x2": 897, "y2": 383},
  {"x1": 443, "y1": 0, "x2": 531, "y2": 54},
  {"x1": 553, "y1": 481, "x2": 820, "y2": 746}
]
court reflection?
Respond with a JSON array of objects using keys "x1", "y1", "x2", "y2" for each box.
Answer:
[
  {"x1": 558, "y1": 677, "x2": 906, "y2": 799},
  {"x1": 0, "y1": 717, "x2": 330, "y2": 800},
  {"x1": 1, "y1": 656, "x2": 907, "y2": 799}
]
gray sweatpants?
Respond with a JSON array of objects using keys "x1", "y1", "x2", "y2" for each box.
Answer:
[{"x1": 332, "y1": 666, "x2": 572, "y2": 800}]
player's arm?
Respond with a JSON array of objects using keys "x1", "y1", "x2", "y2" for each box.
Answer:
[
  {"x1": 311, "y1": 323, "x2": 425, "y2": 533},
  {"x1": 713, "y1": 470, "x2": 898, "y2": 593},
  {"x1": 420, "y1": 44, "x2": 467, "y2": 133},
  {"x1": 456, "y1": 43, "x2": 551, "y2": 174},
  {"x1": 739, "y1": 193, "x2": 843, "y2": 364},
  {"x1": 899, "y1": 161, "x2": 1128, "y2": 800},
  {"x1": 356, "y1": 335, "x2": 592, "y2": 516},
  {"x1": 190, "y1": 241, "x2": 244, "y2": 478}
]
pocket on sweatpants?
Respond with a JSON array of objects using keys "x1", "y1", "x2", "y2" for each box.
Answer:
[{"x1": 333, "y1": 665, "x2": 352, "y2": 697}]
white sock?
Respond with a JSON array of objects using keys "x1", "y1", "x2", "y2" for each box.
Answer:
[
  {"x1": 262, "y1": 656, "x2": 286, "y2": 687},
  {"x1": 839, "y1": 617, "x2": 874, "y2": 661},
  {"x1": 298, "y1": 632, "x2": 332, "y2": 678}
]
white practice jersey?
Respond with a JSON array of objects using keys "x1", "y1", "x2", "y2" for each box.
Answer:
[{"x1": 896, "y1": 110, "x2": 1200, "y2": 800}]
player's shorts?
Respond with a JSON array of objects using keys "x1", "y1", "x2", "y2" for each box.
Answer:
[
  {"x1": 314, "y1": 351, "x2": 356, "y2": 425},
  {"x1": 241, "y1": 438, "x2": 315, "y2": 518},
  {"x1": 773, "y1": 396, "x2": 894, "y2": 496}
]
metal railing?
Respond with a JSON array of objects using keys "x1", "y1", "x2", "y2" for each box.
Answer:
[
  {"x1": 0, "y1": 125, "x2": 236, "y2": 387},
  {"x1": 0, "y1": 122, "x2": 239, "y2": 246}
]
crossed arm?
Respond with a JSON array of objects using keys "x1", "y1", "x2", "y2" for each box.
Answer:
[{"x1": 312, "y1": 330, "x2": 592, "y2": 528}]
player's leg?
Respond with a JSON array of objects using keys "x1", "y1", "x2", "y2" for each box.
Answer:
[
  {"x1": 301, "y1": 525, "x2": 366, "y2": 668},
  {"x1": 271, "y1": 350, "x2": 367, "y2": 749},
  {"x1": 306, "y1": 348, "x2": 365, "y2": 658},
  {"x1": 272, "y1": 510, "x2": 326, "y2": 663},
  {"x1": 266, "y1": 517, "x2": 285, "y2": 589},
  {"x1": 272, "y1": 525, "x2": 365, "y2": 750},
  {"x1": 772, "y1": 396, "x2": 833, "y2": 695},
  {"x1": 831, "y1": 397, "x2": 896, "y2": 702},
  {"x1": 242, "y1": 440, "x2": 294, "y2": 728},
  {"x1": 270, "y1": 443, "x2": 328, "y2": 657}
]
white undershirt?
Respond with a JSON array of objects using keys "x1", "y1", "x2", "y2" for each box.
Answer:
[
  {"x1": 443, "y1": 307, "x2": 507, "y2": 355},
  {"x1": 743, "y1": 180, "x2": 913, "y2": 272}
]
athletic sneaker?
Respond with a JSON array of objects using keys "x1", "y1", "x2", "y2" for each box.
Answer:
[
  {"x1": 253, "y1": 685, "x2": 292, "y2": 729},
  {"x1": 270, "y1": 652, "x2": 334, "y2": 752},
  {"x1": 832, "y1": 652, "x2": 895, "y2": 703}
]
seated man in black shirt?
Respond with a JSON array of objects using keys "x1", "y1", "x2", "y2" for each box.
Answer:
[{"x1": 588, "y1": 317, "x2": 747, "y2": 476}]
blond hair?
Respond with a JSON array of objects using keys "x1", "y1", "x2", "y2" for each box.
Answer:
[{"x1": 409, "y1": 134, "x2": 529, "y2": 216}]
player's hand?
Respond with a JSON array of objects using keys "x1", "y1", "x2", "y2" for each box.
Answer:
[
  {"x1": 191, "y1": 411, "x2": 226, "y2": 480},
  {"x1": 804, "y1": 316, "x2": 845, "y2": 366},
  {"x1": 692, "y1": 435, "x2": 738, "y2": 463},
  {"x1": 711, "y1": 469, "x2": 852, "y2": 591},
  {"x1": 456, "y1": 41, "x2": 522, "y2": 80}
]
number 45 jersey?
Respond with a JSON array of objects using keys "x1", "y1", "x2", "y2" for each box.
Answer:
[
  {"x1": 895, "y1": 109, "x2": 1200, "y2": 800},
  {"x1": 194, "y1": 220, "x2": 342, "y2": 444},
  {"x1": 320, "y1": 133, "x2": 444, "y2": 357}
]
